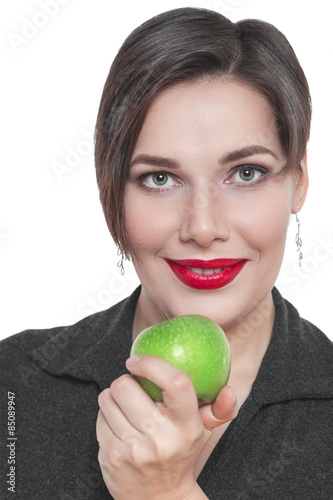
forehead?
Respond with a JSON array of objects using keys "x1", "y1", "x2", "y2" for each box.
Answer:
[{"x1": 133, "y1": 79, "x2": 284, "y2": 160}]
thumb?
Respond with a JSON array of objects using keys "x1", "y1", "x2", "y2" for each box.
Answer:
[{"x1": 199, "y1": 385, "x2": 238, "y2": 431}]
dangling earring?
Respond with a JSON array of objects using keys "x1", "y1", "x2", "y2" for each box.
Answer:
[
  {"x1": 117, "y1": 246, "x2": 125, "y2": 276},
  {"x1": 295, "y1": 211, "x2": 303, "y2": 267}
]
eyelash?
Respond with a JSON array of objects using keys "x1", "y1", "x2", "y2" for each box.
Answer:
[{"x1": 136, "y1": 165, "x2": 269, "y2": 191}]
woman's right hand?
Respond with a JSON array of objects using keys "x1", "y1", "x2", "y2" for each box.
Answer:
[{"x1": 96, "y1": 355, "x2": 238, "y2": 500}]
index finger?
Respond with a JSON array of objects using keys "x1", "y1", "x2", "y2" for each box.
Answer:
[{"x1": 126, "y1": 355, "x2": 200, "y2": 423}]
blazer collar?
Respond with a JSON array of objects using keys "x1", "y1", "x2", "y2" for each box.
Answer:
[
  {"x1": 30, "y1": 286, "x2": 333, "y2": 403},
  {"x1": 251, "y1": 288, "x2": 333, "y2": 406},
  {"x1": 29, "y1": 286, "x2": 141, "y2": 390}
]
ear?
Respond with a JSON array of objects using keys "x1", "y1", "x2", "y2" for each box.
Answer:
[{"x1": 291, "y1": 152, "x2": 309, "y2": 214}]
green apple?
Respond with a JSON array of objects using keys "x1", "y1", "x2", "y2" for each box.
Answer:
[{"x1": 130, "y1": 314, "x2": 230, "y2": 407}]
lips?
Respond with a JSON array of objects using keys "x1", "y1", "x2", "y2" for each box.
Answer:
[{"x1": 165, "y1": 258, "x2": 248, "y2": 290}]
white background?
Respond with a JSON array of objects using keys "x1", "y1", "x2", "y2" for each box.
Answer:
[{"x1": 1, "y1": 0, "x2": 332, "y2": 341}]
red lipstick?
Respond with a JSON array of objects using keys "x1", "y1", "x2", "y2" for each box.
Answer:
[{"x1": 165, "y1": 258, "x2": 248, "y2": 290}]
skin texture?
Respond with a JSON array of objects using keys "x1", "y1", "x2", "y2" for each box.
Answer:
[{"x1": 96, "y1": 79, "x2": 309, "y2": 500}]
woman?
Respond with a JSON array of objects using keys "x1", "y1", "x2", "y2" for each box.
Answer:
[{"x1": 1, "y1": 7, "x2": 332, "y2": 500}]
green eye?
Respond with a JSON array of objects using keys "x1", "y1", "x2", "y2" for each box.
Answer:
[
  {"x1": 224, "y1": 164, "x2": 267, "y2": 186},
  {"x1": 152, "y1": 173, "x2": 169, "y2": 185},
  {"x1": 239, "y1": 168, "x2": 255, "y2": 181},
  {"x1": 138, "y1": 170, "x2": 180, "y2": 191}
]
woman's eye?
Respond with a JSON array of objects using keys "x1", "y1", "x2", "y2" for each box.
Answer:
[
  {"x1": 225, "y1": 165, "x2": 268, "y2": 185},
  {"x1": 139, "y1": 172, "x2": 180, "y2": 190}
]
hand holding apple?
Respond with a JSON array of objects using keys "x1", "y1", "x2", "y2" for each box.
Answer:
[
  {"x1": 96, "y1": 315, "x2": 236, "y2": 499},
  {"x1": 97, "y1": 354, "x2": 238, "y2": 500}
]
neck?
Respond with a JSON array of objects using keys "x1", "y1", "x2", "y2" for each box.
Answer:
[
  {"x1": 132, "y1": 289, "x2": 166, "y2": 342},
  {"x1": 225, "y1": 292, "x2": 275, "y2": 384}
]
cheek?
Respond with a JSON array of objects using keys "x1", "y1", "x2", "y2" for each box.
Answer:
[
  {"x1": 124, "y1": 189, "x2": 177, "y2": 254},
  {"x1": 239, "y1": 191, "x2": 291, "y2": 256}
]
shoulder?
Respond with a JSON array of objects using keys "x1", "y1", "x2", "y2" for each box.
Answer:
[
  {"x1": 0, "y1": 286, "x2": 141, "y2": 377},
  {"x1": 254, "y1": 289, "x2": 333, "y2": 406},
  {"x1": 272, "y1": 287, "x2": 332, "y2": 358}
]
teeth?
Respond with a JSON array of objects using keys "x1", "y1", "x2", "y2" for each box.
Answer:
[
  {"x1": 191, "y1": 267, "x2": 203, "y2": 274},
  {"x1": 186, "y1": 267, "x2": 224, "y2": 275},
  {"x1": 203, "y1": 269, "x2": 216, "y2": 275}
]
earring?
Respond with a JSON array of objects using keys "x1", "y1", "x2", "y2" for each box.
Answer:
[
  {"x1": 117, "y1": 246, "x2": 125, "y2": 276},
  {"x1": 295, "y1": 211, "x2": 303, "y2": 267}
]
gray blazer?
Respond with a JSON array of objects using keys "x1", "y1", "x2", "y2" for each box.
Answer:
[{"x1": 1, "y1": 286, "x2": 332, "y2": 499}]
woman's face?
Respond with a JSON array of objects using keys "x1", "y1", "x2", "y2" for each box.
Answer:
[{"x1": 124, "y1": 79, "x2": 307, "y2": 330}]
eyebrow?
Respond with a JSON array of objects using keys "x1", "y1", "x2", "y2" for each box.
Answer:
[
  {"x1": 129, "y1": 145, "x2": 279, "y2": 170},
  {"x1": 129, "y1": 154, "x2": 180, "y2": 169},
  {"x1": 219, "y1": 145, "x2": 279, "y2": 164}
]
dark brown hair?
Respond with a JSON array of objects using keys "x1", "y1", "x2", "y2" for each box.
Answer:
[{"x1": 94, "y1": 7, "x2": 311, "y2": 255}]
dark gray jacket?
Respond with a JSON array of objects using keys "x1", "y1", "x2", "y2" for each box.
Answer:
[{"x1": 1, "y1": 287, "x2": 332, "y2": 499}]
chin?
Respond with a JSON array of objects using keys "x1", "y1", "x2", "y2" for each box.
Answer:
[{"x1": 159, "y1": 289, "x2": 240, "y2": 328}]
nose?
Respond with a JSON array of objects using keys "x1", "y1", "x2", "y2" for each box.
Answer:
[{"x1": 179, "y1": 185, "x2": 230, "y2": 247}]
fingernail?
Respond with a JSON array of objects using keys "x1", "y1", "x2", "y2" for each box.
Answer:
[{"x1": 126, "y1": 355, "x2": 141, "y2": 367}]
